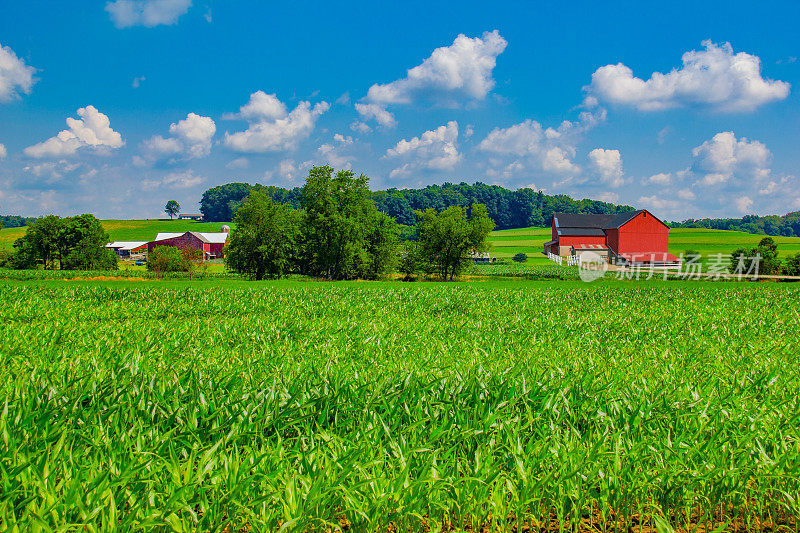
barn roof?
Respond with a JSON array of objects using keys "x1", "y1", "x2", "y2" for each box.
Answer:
[
  {"x1": 556, "y1": 227, "x2": 606, "y2": 236},
  {"x1": 191, "y1": 232, "x2": 229, "y2": 244},
  {"x1": 553, "y1": 210, "x2": 647, "y2": 231},
  {"x1": 106, "y1": 241, "x2": 148, "y2": 251},
  {"x1": 154, "y1": 232, "x2": 184, "y2": 241}
]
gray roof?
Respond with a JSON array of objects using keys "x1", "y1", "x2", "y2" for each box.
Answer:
[
  {"x1": 557, "y1": 227, "x2": 606, "y2": 236},
  {"x1": 553, "y1": 210, "x2": 644, "y2": 231}
]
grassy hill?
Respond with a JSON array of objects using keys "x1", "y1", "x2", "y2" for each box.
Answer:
[
  {"x1": 486, "y1": 226, "x2": 800, "y2": 264},
  {"x1": 0, "y1": 219, "x2": 234, "y2": 250}
]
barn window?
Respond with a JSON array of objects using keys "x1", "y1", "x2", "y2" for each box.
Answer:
[{"x1": 643, "y1": 212, "x2": 647, "y2": 217}]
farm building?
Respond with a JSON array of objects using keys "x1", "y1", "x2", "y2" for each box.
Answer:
[
  {"x1": 543, "y1": 210, "x2": 679, "y2": 265},
  {"x1": 106, "y1": 241, "x2": 148, "y2": 260},
  {"x1": 147, "y1": 231, "x2": 229, "y2": 259},
  {"x1": 178, "y1": 213, "x2": 204, "y2": 221}
]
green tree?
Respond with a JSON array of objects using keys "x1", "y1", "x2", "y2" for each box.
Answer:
[
  {"x1": 165, "y1": 200, "x2": 180, "y2": 220},
  {"x1": 225, "y1": 191, "x2": 301, "y2": 280},
  {"x1": 58, "y1": 214, "x2": 118, "y2": 270},
  {"x1": 299, "y1": 166, "x2": 398, "y2": 280},
  {"x1": 146, "y1": 246, "x2": 194, "y2": 274},
  {"x1": 512, "y1": 252, "x2": 528, "y2": 263},
  {"x1": 416, "y1": 203, "x2": 495, "y2": 280},
  {"x1": 11, "y1": 215, "x2": 63, "y2": 269},
  {"x1": 783, "y1": 253, "x2": 800, "y2": 276}
]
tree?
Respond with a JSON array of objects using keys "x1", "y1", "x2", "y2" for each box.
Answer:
[
  {"x1": 58, "y1": 214, "x2": 118, "y2": 270},
  {"x1": 783, "y1": 253, "x2": 800, "y2": 276},
  {"x1": 146, "y1": 246, "x2": 195, "y2": 274},
  {"x1": 513, "y1": 252, "x2": 528, "y2": 263},
  {"x1": 416, "y1": 203, "x2": 496, "y2": 281},
  {"x1": 225, "y1": 191, "x2": 301, "y2": 280},
  {"x1": 165, "y1": 200, "x2": 180, "y2": 220},
  {"x1": 729, "y1": 239, "x2": 781, "y2": 278},
  {"x1": 299, "y1": 166, "x2": 398, "y2": 280},
  {"x1": 12, "y1": 215, "x2": 63, "y2": 269}
]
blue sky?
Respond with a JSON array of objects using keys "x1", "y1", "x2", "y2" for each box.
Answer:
[{"x1": 0, "y1": 0, "x2": 798, "y2": 220}]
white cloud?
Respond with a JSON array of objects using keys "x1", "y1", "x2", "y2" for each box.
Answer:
[
  {"x1": 358, "y1": 30, "x2": 507, "y2": 126},
  {"x1": 677, "y1": 188, "x2": 695, "y2": 200},
  {"x1": 226, "y1": 157, "x2": 249, "y2": 169},
  {"x1": 138, "y1": 112, "x2": 215, "y2": 164},
  {"x1": 0, "y1": 43, "x2": 36, "y2": 102},
  {"x1": 354, "y1": 103, "x2": 396, "y2": 128},
  {"x1": 645, "y1": 172, "x2": 672, "y2": 185},
  {"x1": 142, "y1": 169, "x2": 204, "y2": 190},
  {"x1": 350, "y1": 121, "x2": 372, "y2": 134},
  {"x1": 478, "y1": 109, "x2": 604, "y2": 178},
  {"x1": 588, "y1": 148, "x2": 624, "y2": 187},
  {"x1": 638, "y1": 195, "x2": 689, "y2": 216},
  {"x1": 734, "y1": 196, "x2": 754, "y2": 213},
  {"x1": 691, "y1": 131, "x2": 771, "y2": 186},
  {"x1": 132, "y1": 75, "x2": 146, "y2": 88},
  {"x1": 386, "y1": 121, "x2": 461, "y2": 177},
  {"x1": 24, "y1": 106, "x2": 123, "y2": 158},
  {"x1": 224, "y1": 91, "x2": 287, "y2": 121},
  {"x1": 169, "y1": 113, "x2": 215, "y2": 157},
  {"x1": 317, "y1": 143, "x2": 352, "y2": 170},
  {"x1": 597, "y1": 192, "x2": 619, "y2": 203},
  {"x1": 223, "y1": 94, "x2": 329, "y2": 153},
  {"x1": 587, "y1": 40, "x2": 790, "y2": 112},
  {"x1": 264, "y1": 159, "x2": 312, "y2": 184},
  {"x1": 0, "y1": 143, "x2": 6, "y2": 158},
  {"x1": 106, "y1": 0, "x2": 192, "y2": 28},
  {"x1": 23, "y1": 160, "x2": 81, "y2": 181},
  {"x1": 333, "y1": 133, "x2": 353, "y2": 145}
]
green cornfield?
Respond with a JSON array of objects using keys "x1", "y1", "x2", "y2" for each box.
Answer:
[{"x1": 1, "y1": 279, "x2": 799, "y2": 532}]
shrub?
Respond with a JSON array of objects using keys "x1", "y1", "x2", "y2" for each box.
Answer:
[
  {"x1": 784, "y1": 253, "x2": 800, "y2": 277},
  {"x1": 512, "y1": 252, "x2": 528, "y2": 263},
  {"x1": 146, "y1": 246, "x2": 196, "y2": 274}
]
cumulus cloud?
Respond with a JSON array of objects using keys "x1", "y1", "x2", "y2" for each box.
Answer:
[
  {"x1": 223, "y1": 91, "x2": 287, "y2": 121},
  {"x1": 358, "y1": 30, "x2": 507, "y2": 126},
  {"x1": 386, "y1": 121, "x2": 461, "y2": 177},
  {"x1": 645, "y1": 172, "x2": 672, "y2": 185},
  {"x1": 223, "y1": 93, "x2": 329, "y2": 153},
  {"x1": 263, "y1": 159, "x2": 313, "y2": 185},
  {"x1": 586, "y1": 40, "x2": 790, "y2": 112},
  {"x1": 734, "y1": 196, "x2": 754, "y2": 213},
  {"x1": 137, "y1": 112, "x2": 215, "y2": 165},
  {"x1": 691, "y1": 131, "x2": 771, "y2": 186},
  {"x1": 24, "y1": 105, "x2": 123, "y2": 158},
  {"x1": 354, "y1": 103, "x2": 396, "y2": 128},
  {"x1": 0, "y1": 143, "x2": 6, "y2": 159},
  {"x1": 23, "y1": 160, "x2": 81, "y2": 181},
  {"x1": 478, "y1": 109, "x2": 604, "y2": 178},
  {"x1": 142, "y1": 169, "x2": 204, "y2": 190},
  {"x1": 638, "y1": 195, "x2": 691, "y2": 218},
  {"x1": 106, "y1": 0, "x2": 192, "y2": 28},
  {"x1": 0, "y1": 43, "x2": 37, "y2": 102},
  {"x1": 588, "y1": 148, "x2": 624, "y2": 187}
]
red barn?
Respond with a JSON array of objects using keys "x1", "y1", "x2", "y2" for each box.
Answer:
[
  {"x1": 543, "y1": 210, "x2": 678, "y2": 264},
  {"x1": 147, "y1": 231, "x2": 228, "y2": 259}
]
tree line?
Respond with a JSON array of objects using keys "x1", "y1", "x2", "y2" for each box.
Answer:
[
  {"x1": 200, "y1": 181, "x2": 635, "y2": 229},
  {"x1": 1, "y1": 214, "x2": 118, "y2": 270},
  {"x1": 224, "y1": 166, "x2": 495, "y2": 280},
  {"x1": 671, "y1": 212, "x2": 800, "y2": 237}
]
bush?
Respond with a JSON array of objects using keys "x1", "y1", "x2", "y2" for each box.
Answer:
[
  {"x1": 512, "y1": 252, "x2": 528, "y2": 263},
  {"x1": 146, "y1": 246, "x2": 198, "y2": 274},
  {"x1": 784, "y1": 253, "x2": 800, "y2": 277}
]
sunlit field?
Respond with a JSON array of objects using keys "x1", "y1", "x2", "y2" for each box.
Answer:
[{"x1": 1, "y1": 279, "x2": 799, "y2": 531}]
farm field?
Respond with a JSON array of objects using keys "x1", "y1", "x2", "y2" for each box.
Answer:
[
  {"x1": 1, "y1": 278, "x2": 799, "y2": 531},
  {"x1": 0, "y1": 219, "x2": 234, "y2": 249},
  {"x1": 486, "y1": 226, "x2": 800, "y2": 264}
]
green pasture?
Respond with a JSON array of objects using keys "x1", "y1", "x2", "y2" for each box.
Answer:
[
  {"x1": 0, "y1": 219, "x2": 234, "y2": 249},
  {"x1": 486, "y1": 225, "x2": 800, "y2": 264},
  {"x1": 1, "y1": 278, "x2": 799, "y2": 531}
]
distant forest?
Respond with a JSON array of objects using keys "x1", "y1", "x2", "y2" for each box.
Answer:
[
  {"x1": 0, "y1": 215, "x2": 36, "y2": 229},
  {"x1": 669, "y1": 212, "x2": 800, "y2": 237},
  {"x1": 199, "y1": 182, "x2": 635, "y2": 230}
]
